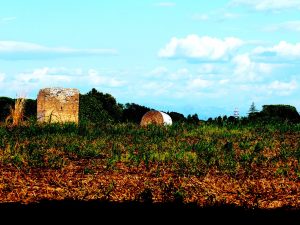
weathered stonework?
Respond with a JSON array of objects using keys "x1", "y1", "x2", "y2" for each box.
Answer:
[{"x1": 37, "y1": 88, "x2": 79, "y2": 123}]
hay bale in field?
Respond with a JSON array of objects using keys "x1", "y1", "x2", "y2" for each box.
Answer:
[
  {"x1": 140, "y1": 110, "x2": 172, "y2": 126},
  {"x1": 37, "y1": 87, "x2": 79, "y2": 124}
]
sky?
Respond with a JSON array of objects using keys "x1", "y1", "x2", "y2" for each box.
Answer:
[{"x1": 0, "y1": 0, "x2": 299, "y2": 119}]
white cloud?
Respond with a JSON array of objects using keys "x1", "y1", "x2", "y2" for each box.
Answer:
[
  {"x1": 142, "y1": 81, "x2": 173, "y2": 90},
  {"x1": 0, "y1": 67, "x2": 127, "y2": 98},
  {"x1": 159, "y1": 35, "x2": 244, "y2": 62},
  {"x1": 18, "y1": 68, "x2": 73, "y2": 84},
  {"x1": 0, "y1": 17, "x2": 17, "y2": 23},
  {"x1": 192, "y1": 12, "x2": 239, "y2": 22},
  {"x1": 264, "y1": 21, "x2": 300, "y2": 32},
  {"x1": 176, "y1": 68, "x2": 189, "y2": 75},
  {"x1": 0, "y1": 41, "x2": 117, "y2": 60},
  {"x1": 147, "y1": 67, "x2": 191, "y2": 80},
  {"x1": 155, "y1": 2, "x2": 176, "y2": 7},
  {"x1": 237, "y1": 80, "x2": 298, "y2": 97},
  {"x1": 138, "y1": 81, "x2": 174, "y2": 97},
  {"x1": 222, "y1": 13, "x2": 239, "y2": 20},
  {"x1": 16, "y1": 67, "x2": 83, "y2": 78},
  {"x1": 0, "y1": 68, "x2": 76, "y2": 97},
  {"x1": 88, "y1": 69, "x2": 125, "y2": 88},
  {"x1": 0, "y1": 73, "x2": 5, "y2": 82},
  {"x1": 266, "y1": 80, "x2": 298, "y2": 96},
  {"x1": 192, "y1": 14, "x2": 209, "y2": 21},
  {"x1": 233, "y1": 53, "x2": 274, "y2": 82},
  {"x1": 168, "y1": 68, "x2": 191, "y2": 80},
  {"x1": 45, "y1": 67, "x2": 83, "y2": 76},
  {"x1": 187, "y1": 78, "x2": 212, "y2": 89},
  {"x1": 252, "y1": 41, "x2": 300, "y2": 62},
  {"x1": 219, "y1": 79, "x2": 230, "y2": 85},
  {"x1": 231, "y1": 0, "x2": 300, "y2": 11},
  {"x1": 197, "y1": 64, "x2": 221, "y2": 74},
  {"x1": 148, "y1": 66, "x2": 169, "y2": 77}
]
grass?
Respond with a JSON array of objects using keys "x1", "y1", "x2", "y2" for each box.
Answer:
[
  {"x1": 5, "y1": 98, "x2": 26, "y2": 127},
  {"x1": 0, "y1": 120, "x2": 299, "y2": 208},
  {"x1": 0, "y1": 121, "x2": 299, "y2": 175}
]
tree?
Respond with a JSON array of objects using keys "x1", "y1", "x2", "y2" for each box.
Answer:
[
  {"x1": 79, "y1": 94, "x2": 111, "y2": 124},
  {"x1": 207, "y1": 117, "x2": 213, "y2": 123},
  {"x1": 0, "y1": 97, "x2": 14, "y2": 121},
  {"x1": 227, "y1": 116, "x2": 237, "y2": 124},
  {"x1": 167, "y1": 111, "x2": 186, "y2": 123},
  {"x1": 87, "y1": 88, "x2": 123, "y2": 122},
  {"x1": 247, "y1": 104, "x2": 300, "y2": 123},
  {"x1": 261, "y1": 105, "x2": 300, "y2": 123},
  {"x1": 216, "y1": 116, "x2": 223, "y2": 126},
  {"x1": 122, "y1": 103, "x2": 151, "y2": 124},
  {"x1": 79, "y1": 88, "x2": 123, "y2": 124},
  {"x1": 24, "y1": 99, "x2": 37, "y2": 120},
  {"x1": 248, "y1": 102, "x2": 258, "y2": 115},
  {"x1": 187, "y1": 113, "x2": 200, "y2": 124}
]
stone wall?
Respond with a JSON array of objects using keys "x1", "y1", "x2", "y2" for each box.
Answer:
[{"x1": 37, "y1": 88, "x2": 79, "y2": 123}]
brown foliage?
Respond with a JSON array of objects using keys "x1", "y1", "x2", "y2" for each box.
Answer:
[
  {"x1": 1, "y1": 160, "x2": 300, "y2": 210},
  {"x1": 5, "y1": 98, "x2": 26, "y2": 127}
]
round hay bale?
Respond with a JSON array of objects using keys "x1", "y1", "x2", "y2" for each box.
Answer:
[{"x1": 140, "y1": 110, "x2": 172, "y2": 126}]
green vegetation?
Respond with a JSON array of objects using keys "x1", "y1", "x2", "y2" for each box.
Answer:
[
  {"x1": 0, "y1": 121, "x2": 299, "y2": 178},
  {"x1": 248, "y1": 104, "x2": 300, "y2": 124}
]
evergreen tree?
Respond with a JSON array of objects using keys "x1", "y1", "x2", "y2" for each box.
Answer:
[{"x1": 248, "y1": 102, "x2": 258, "y2": 115}]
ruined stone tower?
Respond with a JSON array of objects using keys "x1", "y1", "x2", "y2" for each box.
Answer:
[{"x1": 37, "y1": 88, "x2": 79, "y2": 123}]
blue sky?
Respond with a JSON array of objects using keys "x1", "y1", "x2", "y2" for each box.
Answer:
[{"x1": 0, "y1": 0, "x2": 299, "y2": 119}]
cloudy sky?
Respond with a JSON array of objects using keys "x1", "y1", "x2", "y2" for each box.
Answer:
[{"x1": 0, "y1": 0, "x2": 299, "y2": 119}]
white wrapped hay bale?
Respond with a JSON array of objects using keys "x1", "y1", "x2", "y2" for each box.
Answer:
[{"x1": 140, "y1": 110, "x2": 172, "y2": 126}]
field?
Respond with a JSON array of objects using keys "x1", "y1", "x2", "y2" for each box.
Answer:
[{"x1": 1, "y1": 120, "x2": 300, "y2": 215}]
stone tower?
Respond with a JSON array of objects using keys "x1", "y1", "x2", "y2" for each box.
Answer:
[{"x1": 37, "y1": 88, "x2": 79, "y2": 123}]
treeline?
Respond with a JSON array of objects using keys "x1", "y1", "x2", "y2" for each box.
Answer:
[
  {"x1": 0, "y1": 88, "x2": 200, "y2": 125},
  {"x1": 0, "y1": 88, "x2": 299, "y2": 125},
  {"x1": 79, "y1": 88, "x2": 200, "y2": 124},
  {"x1": 207, "y1": 104, "x2": 300, "y2": 125},
  {"x1": 248, "y1": 105, "x2": 300, "y2": 123}
]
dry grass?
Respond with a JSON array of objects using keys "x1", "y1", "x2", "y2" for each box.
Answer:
[{"x1": 5, "y1": 97, "x2": 26, "y2": 127}]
